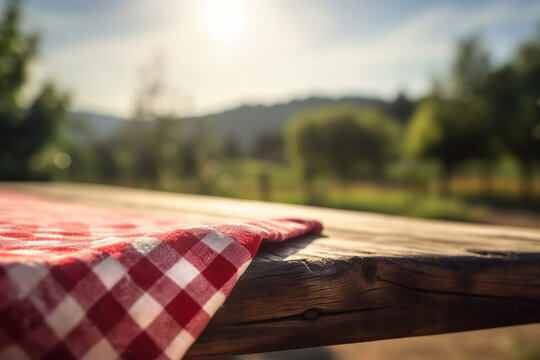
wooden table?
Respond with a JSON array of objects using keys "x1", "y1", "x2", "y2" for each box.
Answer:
[{"x1": 4, "y1": 182, "x2": 540, "y2": 358}]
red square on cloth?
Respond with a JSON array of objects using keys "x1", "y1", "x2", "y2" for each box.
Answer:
[{"x1": 0, "y1": 189, "x2": 322, "y2": 359}]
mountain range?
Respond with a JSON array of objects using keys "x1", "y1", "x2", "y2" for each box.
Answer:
[{"x1": 70, "y1": 95, "x2": 410, "y2": 149}]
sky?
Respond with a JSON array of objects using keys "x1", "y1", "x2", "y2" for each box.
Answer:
[{"x1": 18, "y1": 0, "x2": 540, "y2": 117}]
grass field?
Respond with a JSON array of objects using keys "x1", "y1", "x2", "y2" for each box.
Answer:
[{"x1": 156, "y1": 158, "x2": 540, "y2": 224}]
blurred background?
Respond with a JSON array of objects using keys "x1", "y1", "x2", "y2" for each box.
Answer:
[{"x1": 1, "y1": 0, "x2": 540, "y2": 358}]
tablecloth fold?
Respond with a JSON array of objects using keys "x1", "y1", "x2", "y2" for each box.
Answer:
[{"x1": 0, "y1": 190, "x2": 322, "y2": 360}]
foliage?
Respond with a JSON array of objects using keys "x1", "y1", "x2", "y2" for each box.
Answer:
[
  {"x1": 450, "y1": 35, "x2": 491, "y2": 100},
  {"x1": 385, "y1": 91, "x2": 416, "y2": 125},
  {"x1": 403, "y1": 99, "x2": 441, "y2": 157},
  {"x1": 0, "y1": 0, "x2": 69, "y2": 180},
  {"x1": 223, "y1": 136, "x2": 241, "y2": 159},
  {"x1": 404, "y1": 35, "x2": 498, "y2": 193},
  {"x1": 251, "y1": 132, "x2": 284, "y2": 162},
  {"x1": 285, "y1": 105, "x2": 400, "y2": 180},
  {"x1": 405, "y1": 31, "x2": 540, "y2": 198},
  {"x1": 404, "y1": 95, "x2": 488, "y2": 173},
  {"x1": 507, "y1": 27, "x2": 540, "y2": 166}
]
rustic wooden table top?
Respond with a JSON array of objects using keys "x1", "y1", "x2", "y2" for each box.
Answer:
[{"x1": 4, "y1": 182, "x2": 540, "y2": 358}]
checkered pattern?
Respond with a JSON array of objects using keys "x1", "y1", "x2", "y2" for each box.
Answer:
[{"x1": 0, "y1": 189, "x2": 322, "y2": 360}]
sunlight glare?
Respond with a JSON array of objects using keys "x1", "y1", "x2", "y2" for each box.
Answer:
[{"x1": 203, "y1": 0, "x2": 248, "y2": 44}]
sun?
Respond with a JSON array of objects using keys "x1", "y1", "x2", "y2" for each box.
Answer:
[{"x1": 203, "y1": 0, "x2": 248, "y2": 44}]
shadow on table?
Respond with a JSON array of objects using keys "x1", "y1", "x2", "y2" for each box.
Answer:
[
  {"x1": 255, "y1": 234, "x2": 326, "y2": 262},
  {"x1": 235, "y1": 347, "x2": 334, "y2": 360}
]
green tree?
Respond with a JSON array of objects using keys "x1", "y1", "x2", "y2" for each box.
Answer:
[
  {"x1": 286, "y1": 105, "x2": 399, "y2": 199},
  {"x1": 0, "y1": 0, "x2": 69, "y2": 179},
  {"x1": 223, "y1": 136, "x2": 241, "y2": 159},
  {"x1": 125, "y1": 54, "x2": 180, "y2": 188},
  {"x1": 386, "y1": 91, "x2": 416, "y2": 125},
  {"x1": 474, "y1": 26, "x2": 540, "y2": 201},
  {"x1": 404, "y1": 95, "x2": 487, "y2": 193},
  {"x1": 251, "y1": 132, "x2": 284, "y2": 162},
  {"x1": 93, "y1": 139, "x2": 121, "y2": 183},
  {"x1": 176, "y1": 140, "x2": 198, "y2": 178},
  {"x1": 502, "y1": 27, "x2": 540, "y2": 200},
  {"x1": 404, "y1": 35, "x2": 493, "y2": 194},
  {"x1": 451, "y1": 35, "x2": 491, "y2": 100}
]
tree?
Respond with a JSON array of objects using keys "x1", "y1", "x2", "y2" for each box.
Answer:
[
  {"x1": 386, "y1": 91, "x2": 416, "y2": 125},
  {"x1": 127, "y1": 54, "x2": 178, "y2": 188},
  {"x1": 474, "y1": 26, "x2": 540, "y2": 201},
  {"x1": 504, "y1": 27, "x2": 540, "y2": 200},
  {"x1": 0, "y1": 0, "x2": 69, "y2": 179},
  {"x1": 176, "y1": 140, "x2": 198, "y2": 178},
  {"x1": 450, "y1": 35, "x2": 491, "y2": 100},
  {"x1": 251, "y1": 132, "x2": 284, "y2": 162},
  {"x1": 286, "y1": 105, "x2": 399, "y2": 199},
  {"x1": 223, "y1": 136, "x2": 241, "y2": 159},
  {"x1": 454, "y1": 36, "x2": 500, "y2": 194},
  {"x1": 404, "y1": 94, "x2": 489, "y2": 193},
  {"x1": 404, "y1": 35, "x2": 493, "y2": 194}
]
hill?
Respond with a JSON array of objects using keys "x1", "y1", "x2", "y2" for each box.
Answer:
[
  {"x1": 70, "y1": 95, "x2": 408, "y2": 149},
  {"x1": 182, "y1": 96, "x2": 387, "y2": 149}
]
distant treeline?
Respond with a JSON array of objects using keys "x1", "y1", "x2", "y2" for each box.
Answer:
[{"x1": 285, "y1": 33, "x2": 540, "y2": 201}]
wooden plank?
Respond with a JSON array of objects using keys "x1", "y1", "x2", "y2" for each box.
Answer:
[{"x1": 3, "y1": 182, "x2": 540, "y2": 358}]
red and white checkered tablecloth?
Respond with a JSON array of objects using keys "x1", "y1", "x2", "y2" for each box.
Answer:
[{"x1": 0, "y1": 189, "x2": 322, "y2": 360}]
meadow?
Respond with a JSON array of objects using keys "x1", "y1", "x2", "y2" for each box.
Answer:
[{"x1": 156, "y1": 158, "x2": 540, "y2": 225}]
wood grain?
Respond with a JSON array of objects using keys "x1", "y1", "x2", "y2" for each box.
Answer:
[{"x1": 3, "y1": 182, "x2": 540, "y2": 358}]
